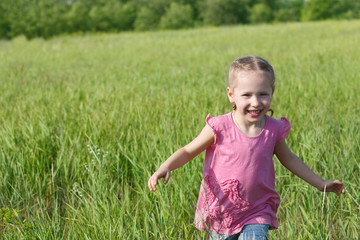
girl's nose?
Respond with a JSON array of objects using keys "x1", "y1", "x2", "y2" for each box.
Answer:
[{"x1": 251, "y1": 96, "x2": 260, "y2": 107}]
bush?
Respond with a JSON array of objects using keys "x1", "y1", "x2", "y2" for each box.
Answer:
[
  {"x1": 0, "y1": 1, "x2": 11, "y2": 38},
  {"x1": 274, "y1": 0, "x2": 304, "y2": 22},
  {"x1": 201, "y1": 0, "x2": 249, "y2": 26},
  {"x1": 65, "y1": 0, "x2": 92, "y2": 33},
  {"x1": 88, "y1": 1, "x2": 136, "y2": 32},
  {"x1": 249, "y1": 3, "x2": 273, "y2": 24},
  {"x1": 159, "y1": 2, "x2": 193, "y2": 29},
  {"x1": 302, "y1": 0, "x2": 337, "y2": 21},
  {"x1": 134, "y1": 6, "x2": 160, "y2": 31}
]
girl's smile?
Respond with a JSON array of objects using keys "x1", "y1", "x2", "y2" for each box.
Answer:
[{"x1": 248, "y1": 109, "x2": 262, "y2": 117}]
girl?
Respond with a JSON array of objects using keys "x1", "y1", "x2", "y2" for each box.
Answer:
[{"x1": 148, "y1": 56, "x2": 345, "y2": 240}]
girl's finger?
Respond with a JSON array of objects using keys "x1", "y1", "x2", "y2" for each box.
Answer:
[
  {"x1": 152, "y1": 178, "x2": 158, "y2": 191},
  {"x1": 148, "y1": 176, "x2": 157, "y2": 191},
  {"x1": 148, "y1": 180, "x2": 151, "y2": 190}
]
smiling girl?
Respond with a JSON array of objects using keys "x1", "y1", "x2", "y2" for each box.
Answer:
[{"x1": 148, "y1": 56, "x2": 345, "y2": 240}]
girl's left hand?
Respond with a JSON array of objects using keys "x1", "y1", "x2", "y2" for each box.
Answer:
[{"x1": 320, "y1": 180, "x2": 345, "y2": 195}]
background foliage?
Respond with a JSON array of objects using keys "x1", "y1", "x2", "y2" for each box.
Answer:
[
  {"x1": 0, "y1": 20, "x2": 359, "y2": 239},
  {"x1": 1, "y1": 0, "x2": 360, "y2": 39}
]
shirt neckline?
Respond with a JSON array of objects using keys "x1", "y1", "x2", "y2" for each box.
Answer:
[{"x1": 229, "y1": 112, "x2": 268, "y2": 138}]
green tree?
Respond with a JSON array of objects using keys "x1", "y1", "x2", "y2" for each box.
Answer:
[
  {"x1": 249, "y1": 3, "x2": 273, "y2": 23},
  {"x1": 177, "y1": 0, "x2": 203, "y2": 23},
  {"x1": 331, "y1": 0, "x2": 360, "y2": 19},
  {"x1": 2, "y1": 0, "x2": 360, "y2": 39},
  {"x1": 159, "y1": 2, "x2": 193, "y2": 29},
  {"x1": 256, "y1": 0, "x2": 277, "y2": 10},
  {"x1": 134, "y1": 6, "x2": 160, "y2": 31},
  {"x1": 89, "y1": 0, "x2": 136, "y2": 31},
  {"x1": 66, "y1": 0, "x2": 93, "y2": 33},
  {"x1": 275, "y1": 0, "x2": 304, "y2": 22},
  {"x1": 0, "y1": 0, "x2": 11, "y2": 38},
  {"x1": 133, "y1": 0, "x2": 170, "y2": 17},
  {"x1": 133, "y1": 0, "x2": 172, "y2": 30},
  {"x1": 201, "y1": 0, "x2": 250, "y2": 26},
  {"x1": 3, "y1": 0, "x2": 70, "y2": 39},
  {"x1": 36, "y1": 0, "x2": 69, "y2": 38},
  {"x1": 5, "y1": 0, "x2": 39, "y2": 38},
  {"x1": 302, "y1": 0, "x2": 337, "y2": 21}
]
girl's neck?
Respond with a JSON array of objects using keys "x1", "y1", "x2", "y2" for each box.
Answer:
[{"x1": 232, "y1": 111, "x2": 266, "y2": 137}]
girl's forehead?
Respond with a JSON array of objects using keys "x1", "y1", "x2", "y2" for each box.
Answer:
[
  {"x1": 235, "y1": 70, "x2": 271, "y2": 79},
  {"x1": 231, "y1": 70, "x2": 273, "y2": 87}
]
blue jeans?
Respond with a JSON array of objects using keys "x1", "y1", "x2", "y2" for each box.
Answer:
[{"x1": 209, "y1": 224, "x2": 270, "y2": 240}]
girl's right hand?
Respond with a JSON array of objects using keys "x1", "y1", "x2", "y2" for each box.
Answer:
[
  {"x1": 320, "y1": 179, "x2": 345, "y2": 195},
  {"x1": 148, "y1": 169, "x2": 171, "y2": 192},
  {"x1": 147, "y1": 124, "x2": 214, "y2": 192}
]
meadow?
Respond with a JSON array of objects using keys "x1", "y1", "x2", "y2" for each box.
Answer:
[{"x1": 0, "y1": 20, "x2": 359, "y2": 239}]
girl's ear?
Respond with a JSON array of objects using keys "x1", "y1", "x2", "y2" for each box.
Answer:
[{"x1": 226, "y1": 87, "x2": 234, "y2": 104}]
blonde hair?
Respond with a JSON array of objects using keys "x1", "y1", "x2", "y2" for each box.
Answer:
[
  {"x1": 228, "y1": 56, "x2": 275, "y2": 115},
  {"x1": 228, "y1": 56, "x2": 275, "y2": 93}
]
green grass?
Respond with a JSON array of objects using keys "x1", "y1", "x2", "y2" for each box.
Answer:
[{"x1": 0, "y1": 20, "x2": 359, "y2": 239}]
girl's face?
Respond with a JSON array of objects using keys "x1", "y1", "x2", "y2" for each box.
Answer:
[{"x1": 227, "y1": 70, "x2": 273, "y2": 125}]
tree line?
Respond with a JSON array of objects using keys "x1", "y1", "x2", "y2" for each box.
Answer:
[{"x1": 0, "y1": 0, "x2": 359, "y2": 39}]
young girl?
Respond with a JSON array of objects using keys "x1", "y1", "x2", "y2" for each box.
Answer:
[{"x1": 148, "y1": 56, "x2": 345, "y2": 240}]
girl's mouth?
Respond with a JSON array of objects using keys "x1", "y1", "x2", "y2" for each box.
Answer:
[{"x1": 248, "y1": 109, "x2": 262, "y2": 117}]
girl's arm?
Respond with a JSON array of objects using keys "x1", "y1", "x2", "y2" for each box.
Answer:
[
  {"x1": 148, "y1": 125, "x2": 214, "y2": 192},
  {"x1": 274, "y1": 140, "x2": 345, "y2": 195}
]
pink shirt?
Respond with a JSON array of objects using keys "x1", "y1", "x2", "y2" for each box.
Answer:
[{"x1": 194, "y1": 112, "x2": 291, "y2": 235}]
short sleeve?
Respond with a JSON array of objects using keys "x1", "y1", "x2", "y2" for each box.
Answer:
[
  {"x1": 276, "y1": 117, "x2": 291, "y2": 143},
  {"x1": 206, "y1": 114, "x2": 217, "y2": 146}
]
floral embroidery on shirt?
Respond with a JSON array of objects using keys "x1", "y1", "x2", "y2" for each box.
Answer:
[{"x1": 199, "y1": 174, "x2": 251, "y2": 228}]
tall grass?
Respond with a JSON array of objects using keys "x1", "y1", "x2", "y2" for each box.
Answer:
[{"x1": 0, "y1": 20, "x2": 359, "y2": 239}]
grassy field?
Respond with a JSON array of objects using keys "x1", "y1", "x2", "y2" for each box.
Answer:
[{"x1": 0, "y1": 20, "x2": 359, "y2": 239}]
